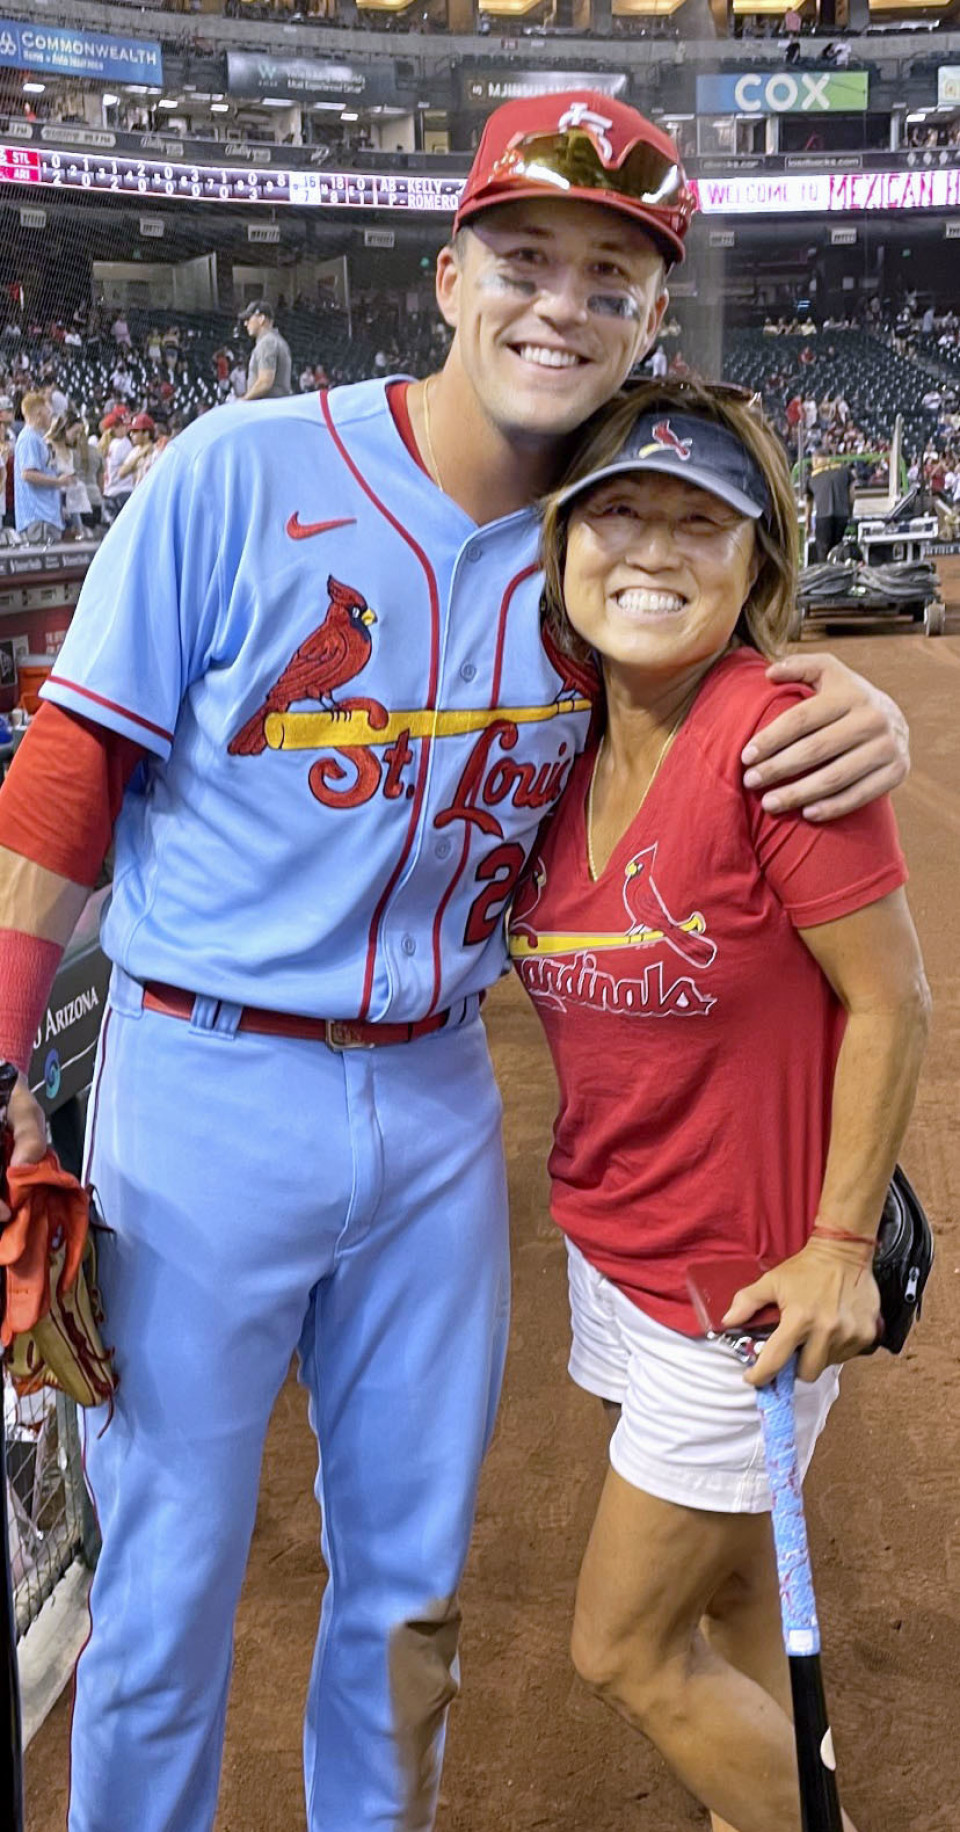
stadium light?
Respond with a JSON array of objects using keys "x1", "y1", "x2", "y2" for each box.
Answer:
[
  {"x1": 260, "y1": 97, "x2": 293, "y2": 108},
  {"x1": 341, "y1": 111, "x2": 360, "y2": 122},
  {"x1": 102, "y1": 93, "x2": 119, "y2": 107},
  {"x1": 211, "y1": 102, "x2": 230, "y2": 114},
  {"x1": 22, "y1": 81, "x2": 46, "y2": 95},
  {"x1": 158, "y1": 99, "x2": 180, "y2": 110}
]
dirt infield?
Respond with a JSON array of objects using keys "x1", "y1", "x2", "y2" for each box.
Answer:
[{"x1": 25, "y1": 610, "x2": 960, "y2": 1832}]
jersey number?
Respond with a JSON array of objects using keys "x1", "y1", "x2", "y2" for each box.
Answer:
[{"x1": 464, "y1": 844, "x2": 526, "y2": 947}]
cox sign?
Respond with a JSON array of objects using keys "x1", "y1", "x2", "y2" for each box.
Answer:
[{"x1": 696, "y1": 72, "x2": 869, "y2": 116}]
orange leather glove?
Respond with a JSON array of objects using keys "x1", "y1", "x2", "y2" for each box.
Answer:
[
  {"x1": 0, "y1": 1148, "x2": 88, "y2": 1342},
  {"x1": 0, "y1": 1149, "x2": 117, "y2": 1408}
]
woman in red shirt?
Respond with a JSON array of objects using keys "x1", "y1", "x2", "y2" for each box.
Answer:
[{"x1": 509, "y1": 380, "x2": 929, "y2": 1832}]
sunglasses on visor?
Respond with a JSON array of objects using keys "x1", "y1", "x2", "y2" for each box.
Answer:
[
  {"x1": 634, "y1": 380, "x2": 764, "y2": 412},
  {"x1": 490, "y1": 129, "x2": 695, "y2": 228}
]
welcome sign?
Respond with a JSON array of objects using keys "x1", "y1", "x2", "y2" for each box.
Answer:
[
  {"x1": 0, "y1": 19, "x2": 163, "y2": 86},
  {"x1": 696, "y1": 72, "x2": 869, "y2": 115}
]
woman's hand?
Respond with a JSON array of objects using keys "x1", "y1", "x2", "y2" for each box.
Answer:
[
  {"x1": 0, "y1": 1073, "x2": 48, "y2": 1223},
  {"x1": 740, "y1": 652, "x2": 909, "y2": 821},
  {"x1": 721, "y1": 1235, "x2": 881, "y2": 1388}
]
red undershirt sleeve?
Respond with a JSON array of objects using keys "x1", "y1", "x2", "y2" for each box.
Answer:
[{"x1": 0, "y1": 701, "x2": 145, "y2": 887}]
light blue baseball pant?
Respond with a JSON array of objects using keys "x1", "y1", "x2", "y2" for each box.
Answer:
[{"x1": 69, "y1": 967, "x2": 510, "y2": 1832}]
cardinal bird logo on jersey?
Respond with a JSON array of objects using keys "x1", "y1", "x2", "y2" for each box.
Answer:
[
  {"x1": 622, "y1": 844, "x2": 716, "y2": 969},
  {"x1": 651, "y1": 421, "x2": 693, "y2": 460},
  {"x1": 229, "y1": 575, "x2": 377, "y2": 758}
]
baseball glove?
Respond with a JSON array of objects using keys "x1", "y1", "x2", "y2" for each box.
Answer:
[{"x1": 0, "y1": 1150, "x2": 117, "y2": 1409}]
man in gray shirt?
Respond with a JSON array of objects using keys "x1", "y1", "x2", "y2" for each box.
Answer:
[{"x1": 241, "y1": 301, "x2": 292, "y2": 400}]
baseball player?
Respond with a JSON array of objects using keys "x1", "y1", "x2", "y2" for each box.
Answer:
[{"x1": 0, "y1": 95, "x2": 909, "y2": 1832}]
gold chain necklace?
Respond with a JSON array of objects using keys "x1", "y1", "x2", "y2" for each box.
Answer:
[
  {"x1": 587, "y1": 714, "x2": 686, "y2": 882},
  {"x1": 421, "y1": 376, "x2": 444, "y2": 494}
]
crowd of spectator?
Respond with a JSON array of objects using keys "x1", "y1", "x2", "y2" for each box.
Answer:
[
  {"x1": 731, "y1": 299, "x2": 960, "y2": 522},
  {"x1": 905, "y1": 119, "x2": 960, "y2": 151},
  {"x1": 3, "y1": 284, "x2": 960, "y2": 551},
  {"x1": 0, "y1": 285, "x2": 455, "y2": 545}
]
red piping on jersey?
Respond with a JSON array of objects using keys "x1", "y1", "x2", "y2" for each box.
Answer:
[
  {"x1": 66, "y1": 1005, "x2": 112, "y2": 1832},
  {"x1": 428, "y1": 824, "x2": 474, "y2": 1015},
  {"x1": 46, "y1": 676, "x2": 174, "y2": 744},
  {"x1": 490, "y1": 563, "x2": 540, "y2": 708},
  {"x1": 427, "y1": 563, "x2": 538, "y2": 1010},
  {"x1": 319, "y1": 389, "x2": 442, "y2": 1020}
]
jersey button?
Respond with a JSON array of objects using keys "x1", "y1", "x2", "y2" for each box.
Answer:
[
  {"x1": 467, "y1": 547, "x2": 483, "y2": 564},
  {"x1": 401, "y1": 934, "x2": 417, "y2": 956},
  {"x1": 435, "y1": 839, "x2": 452, "y2": 860},
  {"x1": 460, "y1": 661, "x2": 476, "y2": 682}
]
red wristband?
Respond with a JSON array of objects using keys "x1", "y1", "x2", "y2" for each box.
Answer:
[
  {"x1": 812, "y1": 1223, "x2": 876, "y2": 1252},
  {"x1": 0, "y1": 928, "x2": 64, "y2": 1074}
]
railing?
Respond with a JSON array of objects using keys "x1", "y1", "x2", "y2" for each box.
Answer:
[
  {"x1": 3, "y1": 114, "x2": 959, "y2": 183},
  {"x1": 3, "y1": 0, "x2": 960, "y2": 75}
]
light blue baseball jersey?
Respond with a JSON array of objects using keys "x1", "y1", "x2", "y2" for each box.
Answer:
[{"x1": 43, "y1": 381, "x2": 594, "y2": 1022}]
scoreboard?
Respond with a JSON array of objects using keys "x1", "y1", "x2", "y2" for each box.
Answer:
[
  {"x1": 0, "y1": 144, "x2": 463, "y2": 212},
  {"x1": 2, "y1": 141, "x2": 960, "y2": 219}
]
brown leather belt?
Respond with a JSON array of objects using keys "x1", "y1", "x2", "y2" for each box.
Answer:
[{"x1": 141, "y1": 982, "x2": 453, "y2": 1050}]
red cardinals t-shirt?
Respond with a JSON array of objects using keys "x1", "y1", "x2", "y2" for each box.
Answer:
[{"x1": 509, "y1": 649, "x2": 907, "y2": 1336}]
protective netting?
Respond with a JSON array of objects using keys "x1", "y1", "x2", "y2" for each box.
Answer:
[
  {"x1": 0, "y1": 177, "x2": 448, "y2": 440},
  {"x1": 6, "y1": 1385, "x2": 95, "y2": 1640}
]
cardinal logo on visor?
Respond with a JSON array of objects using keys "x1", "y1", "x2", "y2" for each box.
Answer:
[
  {"x1": 651, "y1": 420, "x2": 693, "y2": 460},
  {"x1": 557, "y1": 102, "x2": 614, "y2": 163}
]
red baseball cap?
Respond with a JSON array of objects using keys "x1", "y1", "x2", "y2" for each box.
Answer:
[
  {"x1": 101, "y1": 408, "x2": 130, "y2": 430},
  {"x1": 131, "y1": 413, "x2": 155, "y2": 432},
  {"x1": 453, "y1": 91, "x2": 695, "y2": 266}
]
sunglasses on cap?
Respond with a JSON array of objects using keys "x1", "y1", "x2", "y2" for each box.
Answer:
[
  {"x1": 489, "y1": 129, "x2": 695, "y2": 243},
  {"x1": 627, "y1": 377, "x2": 763, "y2": 413}
]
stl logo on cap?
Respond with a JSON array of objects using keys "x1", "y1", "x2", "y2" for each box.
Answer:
[
  {"x1": 557, "y1": 101, "x2": 614, "y2": 162},
  {"x1": 651, "y1": 420, "x2": 693, "y2": 460}
]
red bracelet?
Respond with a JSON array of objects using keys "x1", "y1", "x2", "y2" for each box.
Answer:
[{"x1": 812, "y1": 1224, "x2": 877, "y2": 1252}]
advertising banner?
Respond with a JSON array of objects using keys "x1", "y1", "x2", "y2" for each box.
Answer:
[
  {"x1": 0, "y1": 19, "x2": 163, "y2": 87},
  {"x1": 460, "y1": 69, "x2": 627, "y2": 108},
  {"x1": 694, "y1": 166, "x2": 960, "y2": 214},
  {"x1": 696, "y1": 72, "x2": 869, "y2": 115},
  {"x1": 226, "y1": 52, "x2": 393, "y2": 106}
]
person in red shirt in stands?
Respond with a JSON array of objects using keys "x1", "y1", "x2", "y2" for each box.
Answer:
[{"x1": 509, "y1": 379, "x2": 929, "y2": 1832}]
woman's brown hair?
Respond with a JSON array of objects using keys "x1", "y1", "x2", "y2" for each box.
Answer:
[{"x1": 540, "y1": 377, "x2": 800, "y2": 665}]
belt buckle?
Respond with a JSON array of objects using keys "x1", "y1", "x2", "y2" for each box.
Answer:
[{"x1": 324, "y1": 1020, "x2": 374, "y2": 1052}]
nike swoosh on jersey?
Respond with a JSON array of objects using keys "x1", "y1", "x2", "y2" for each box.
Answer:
[{"x1": 286, "y1": 513, "x2": 358, "y2": 540}]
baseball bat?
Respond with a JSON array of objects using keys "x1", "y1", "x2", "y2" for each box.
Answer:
[
  {"x1": 755, "y1": 1356, "x2": 843, "y2": 1832},
  {"x1": 0, "y1": 1059, "x2": 25, "y2": 1832}
]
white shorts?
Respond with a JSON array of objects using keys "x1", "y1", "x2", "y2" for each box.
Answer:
[{"x1": 566, "y1": 1240, "x2": 840, "y2": 1514}]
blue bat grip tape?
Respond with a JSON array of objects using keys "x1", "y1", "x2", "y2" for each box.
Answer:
[{"x1": 755, "y1": 1357, "x2": 821, "y2": 1657}]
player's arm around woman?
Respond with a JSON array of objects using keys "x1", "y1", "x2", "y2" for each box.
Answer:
[{"x1": 511, "y1": 379, "x2": 930, "y2": 1832}]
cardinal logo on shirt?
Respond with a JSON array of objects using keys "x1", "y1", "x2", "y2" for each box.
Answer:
[
  {"x1": 229, "y1": 574, "x2": 378, "y2": 759},
  {"x1": 623, "y1": 845, "x2": 716, "y2": 969},
  {"x1": 509, "y1": 843, "x2": 717, "y2": 1019}
]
